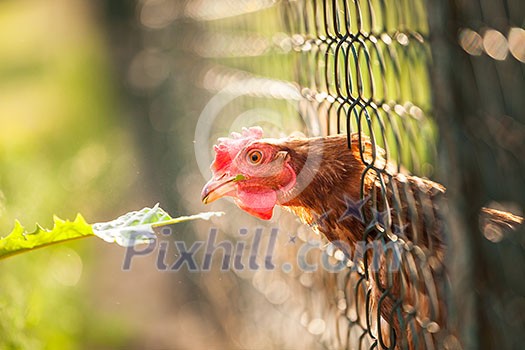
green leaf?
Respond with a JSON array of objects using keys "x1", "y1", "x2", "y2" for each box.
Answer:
[
  {"x1": 0, "y1": 204, "x2": 224, "y2": 260},
  {"x1": 92, "y1": 203, "x2": 224, "y2": 247},
  {"x1": 0, "y1": 215, "x2": 93, "y2": 260},
  {"x1": 92, "y1": 203, "x2": 172, "y2": 247}
]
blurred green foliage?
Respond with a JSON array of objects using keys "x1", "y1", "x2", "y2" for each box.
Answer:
[{"x1": 0, "y1": 1, "x2": 137, "y2": 348}]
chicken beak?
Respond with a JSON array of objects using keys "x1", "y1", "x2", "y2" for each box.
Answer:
[{"x1": 201, "y1": 174, "x2": 246, "y2": 204}]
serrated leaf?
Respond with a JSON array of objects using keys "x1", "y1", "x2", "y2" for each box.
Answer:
[
  {"x1": 0, "y1": 214, "x2": 93, "y2": 260},
  {"x1": 0, "y1": 204, "x2": 224, "y2": 260},
  {"x1": 91, "y1": 203, "x2": 172, "y2": 247},
  {"x1": 93, "y1": 204, "x2": 224, "y2": 246}
]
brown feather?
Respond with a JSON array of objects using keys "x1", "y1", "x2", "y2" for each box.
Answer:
[{"x1": 273, "y1": 133, "x2": 521, "y2": 348}]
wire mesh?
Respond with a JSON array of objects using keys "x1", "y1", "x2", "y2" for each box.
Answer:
[
  {"x1": 171, "y1": 0, "x2": 446, "y2": 349},
  {"x1": 131, "y1": 0, "x2": 523, "y2": 349}
]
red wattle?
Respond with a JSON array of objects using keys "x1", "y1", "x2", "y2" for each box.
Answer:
[{"x1": 235, "y1": 188, "x2": 277, "y2": 220}]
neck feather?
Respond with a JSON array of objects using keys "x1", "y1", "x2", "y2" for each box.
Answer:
[{"x1": 277, "y1": 135, "x2": 368, "y2": 231}]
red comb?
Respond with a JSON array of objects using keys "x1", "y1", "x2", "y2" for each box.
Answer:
[{"x1": 212, "y1": 127, "x2": 263, "y2": 172}]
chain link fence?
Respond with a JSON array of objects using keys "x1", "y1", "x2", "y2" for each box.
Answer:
[{"x1": 125, "y1": 0, "x2": 524, "y2": 348}]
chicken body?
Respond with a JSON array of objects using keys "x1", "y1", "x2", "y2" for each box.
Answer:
[{"x1": 201, "y1": 127, "x2": 522, "y2": 348}]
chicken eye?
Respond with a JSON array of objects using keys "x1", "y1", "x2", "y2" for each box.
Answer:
[{"x1": 247, "y1": 150, "x2": 263, "y2": 164}]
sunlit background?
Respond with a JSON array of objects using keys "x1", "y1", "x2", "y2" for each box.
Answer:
[
  {"x1": 0, "y1": 1, "x2": 154, "y2": 348},
  {"x1": 1, "y1": 0, "x2": 524, "y2": 349},
  {"x1": 0, "y1": 1, "x2": 320, "y2": 348}
]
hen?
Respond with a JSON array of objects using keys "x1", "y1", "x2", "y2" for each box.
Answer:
[{"x1": 201, "y1": 127, "x2": 522, "y2": 348}]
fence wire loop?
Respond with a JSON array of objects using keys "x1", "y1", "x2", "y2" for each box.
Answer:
[{"x1": 165, "y1": 0, "x2": 524, "y2": 348}]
